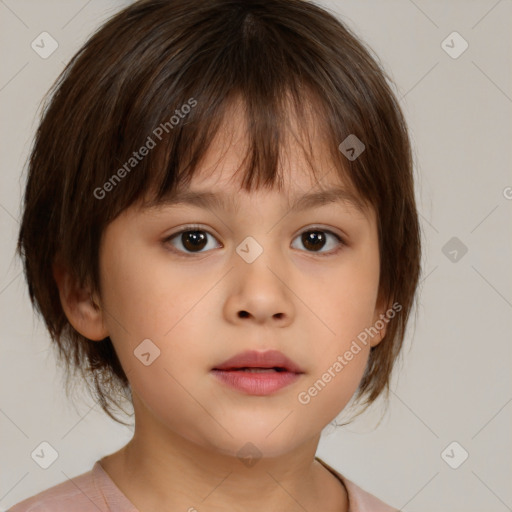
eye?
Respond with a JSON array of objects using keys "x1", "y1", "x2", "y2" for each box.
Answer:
[
  {"x1": 291, "y1": 227, "x2": 345, "y2": 256},
  {"x1": 163, "y1": 225, "x2": 345, "y2": 256},
  {"x1": 164, "y1": 225, "x2": 221, "y2": 256}
]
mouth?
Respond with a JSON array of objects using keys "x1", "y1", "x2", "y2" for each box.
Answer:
[
  {"x1": 212, "y1": 349, "x2": 305, "y2": 374},
  {"x1": 218, "y1": 367, "x2": 290, "y2": 373},
  {"x1": 211, "y1": 350, "x2": 305, "y2": 395}
]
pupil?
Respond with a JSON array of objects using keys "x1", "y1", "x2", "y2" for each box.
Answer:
[
  {"x1": 302, "y1": 231, "x2": 325, "y2": 251},
  {"x1": 183, "y1": 231, "x2": 207, "y2": 251}
]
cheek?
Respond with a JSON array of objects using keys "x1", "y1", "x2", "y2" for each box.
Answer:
[
  {"x1": 100, "y1": 243, "x2": 188, "y2": 336},
  {"x1": 293, "y1": 252, "x2": 379, "y2": 415},
  {"x1": 295, "y1": 302, "x2": 373, "y2": 423},
  {"x1": 99, "y1": 244, "x2": 218, "y2": 378},
  {"x1": 304, "y1": 253, "x2": 380, "y2": 353},
  {"x1": 296, "y1": 351, "x2": 368, "y2": 418}
]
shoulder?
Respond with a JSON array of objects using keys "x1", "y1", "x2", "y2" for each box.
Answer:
[
  {"x1": 341, "y1": 477, "x2": 399, "y2": 512},
  {"x1": 7, "y1": 464, "x2": 107, "y2": 512},
  {"x1": 315, "y1": 457, "x2": 399, "y2": 512}
]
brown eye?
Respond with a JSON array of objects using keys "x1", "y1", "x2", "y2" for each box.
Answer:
[
  {"x1": 165, "y1": 227, "x2": 220, "y2": 255},
  {"x1": 180, "y1": 230, "x2": 208, "y2": 251},
  {"x1": 301, "y1": 231, "x2": 326, "y2": 251},
  {"x1": 292, "y1": 229, "x2": 344, "y2": 255},
  {"x1": 164, "y1": 225, "x2": 345, "y2": 257}
]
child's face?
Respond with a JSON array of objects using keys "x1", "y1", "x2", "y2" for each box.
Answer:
[{"x1": 91, "y1": 108, "x2": 386, "y2": 459}]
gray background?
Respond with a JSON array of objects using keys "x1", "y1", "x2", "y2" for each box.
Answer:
[{"x1": 1, "y1": 1, "x2": 511, "y2": 511}]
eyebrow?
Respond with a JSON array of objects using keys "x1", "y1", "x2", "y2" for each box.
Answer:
[{"x1": 148, "y1": 186, "x2": 369, "y2": 217}]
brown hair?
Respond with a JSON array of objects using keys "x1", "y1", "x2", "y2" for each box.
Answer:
[{"x1": 17, "y1": 0, "x2": 421, "y2": 425}]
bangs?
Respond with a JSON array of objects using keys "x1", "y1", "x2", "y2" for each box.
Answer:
[
  {"x1": 132, "y1": 89, "x2": 370, "y2": 214},
  {"x1": 65, "y1": 2, "x2": 383, "y2": 228}
]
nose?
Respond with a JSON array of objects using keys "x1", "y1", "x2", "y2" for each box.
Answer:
[{"x1": 224, "y1": 256, "x2": 295, "y2": 327}]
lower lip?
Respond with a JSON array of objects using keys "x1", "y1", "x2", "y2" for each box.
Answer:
[{"x1": 211, "y1": 369, "x2": 302, "y2": 395}]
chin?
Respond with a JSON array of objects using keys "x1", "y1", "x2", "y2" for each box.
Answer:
[{"x1": 193, "y1": 422, "x2": 312, "y2": 462}]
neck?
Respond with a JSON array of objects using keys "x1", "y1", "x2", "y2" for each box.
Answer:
[{"x1": 101, "y1": 421, "x2": 348, "y2": 511}]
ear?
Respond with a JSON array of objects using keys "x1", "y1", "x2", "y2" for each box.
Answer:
[
  {"x1": 52, "y1": 260, "x2": 109, "y2": 341},
  {"x1": 369, "y1": 291, "x2": 391, "y2": 348}
]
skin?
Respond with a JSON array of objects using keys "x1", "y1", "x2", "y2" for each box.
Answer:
[{"x1": 54, "y1": 102, "x2": 388, "y2": 512}]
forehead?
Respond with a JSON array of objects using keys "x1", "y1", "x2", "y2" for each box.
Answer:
[
  {"x1": 141, "y1": 97, "x2": 373, "y2": 219},
  {"x1": 149, "y1": 174, "x2": 371, "y2": 220}
]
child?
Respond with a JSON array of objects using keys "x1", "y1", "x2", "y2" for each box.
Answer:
[{"x1": 11, "y1": 0, "x2": 421, "y2": 510}]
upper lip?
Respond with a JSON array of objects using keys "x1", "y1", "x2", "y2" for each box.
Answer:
[{"x1": 212, "y1": 350, "x2": 305, "y2": 373}]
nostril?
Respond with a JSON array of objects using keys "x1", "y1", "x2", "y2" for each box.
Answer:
[{"x1": 238, "y1": 311, "x2": 249, "y2": 318}]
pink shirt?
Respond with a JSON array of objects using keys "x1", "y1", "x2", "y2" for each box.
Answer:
[{"x1": 8, "y1": 457, "x2": 398, "y2": 512}]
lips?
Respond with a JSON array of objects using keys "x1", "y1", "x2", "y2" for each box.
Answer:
[
  {"x1": 211, "y1": 349, "x2": 305, "y2": 395},
  {"x1": 212, "y1": 349, "x2": 305, "y2": 374}
]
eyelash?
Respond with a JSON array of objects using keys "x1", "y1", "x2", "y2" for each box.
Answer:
[{"x1": 163, "y1": 224, "x2": 346, "y2": 258}]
